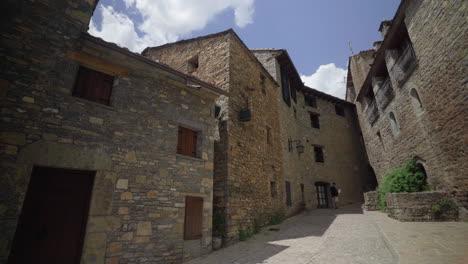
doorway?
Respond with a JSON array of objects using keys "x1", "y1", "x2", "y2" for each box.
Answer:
[
  {"x1": 315, "y1": 181, "x2": 330, "y2": 208},
  {"x1": 8, "y1": 166, "x2": 95, "y2": 264}
]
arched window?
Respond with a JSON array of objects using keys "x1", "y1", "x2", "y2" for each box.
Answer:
[
  {"x1": 410, "y1": 88, "x2": 423, "y2": 112},
  {"x1": 389, "y1": 112, "x2": 400, "y2": 136}
]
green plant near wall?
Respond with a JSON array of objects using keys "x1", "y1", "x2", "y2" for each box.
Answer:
[
  {"x1": 432, "y1": 200, "x2": 459, "y2": 214},
  {"x1": 377, "y1": 158, "x2": 429, "y2": 211},
  {"x1": 253, "y1": 217, "x2": 263, "y2": 234},
  {"x1": 238, "y1": 226, "x2": 253, "y2": 241},
  {"x1": 268, "y1": 211, "x2": 284, "y2": 225},
  {"x1": 212, "y1": 211, "x2": 226, "y2": 238}
]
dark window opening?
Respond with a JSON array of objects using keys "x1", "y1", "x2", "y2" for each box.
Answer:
[
  {"x1": 177, "y1": 127, "x2": 198, "y2": 157},
  {"x1": 214, "y1": 105, "x2": 221, "y2": 118},
  {"x1": 310, "y1": 113, "x2": 320, "y2": 129},
  {"x1": 304, "y1": 95, "x2": 317, "y2": 108},
  {"x1": 377, "y1": 131, "x2": 385, "y2": 150},
  {"x1": 281, "y1": 69, "x2": 291, "y2": 106},
  {"x1": 73, "y1": 66, "x2": 114, "y2": 105},
  {"x1": 188, "y1": 55, "x2": 199, "y2": 72},
  {"x1": 314, "y1": 146, "x2": 324, "y2": 163},
  {"x1": 184, "y1": 196, "x2": 203, "y2": 240},
  {"x1": 270, "y1": 181, "x2": 277, "y2": 198},
  {"x1": 285, "y1": 181, "x2": 292, "y2": 206},
  {"x1": 266, "y1": 126, "x2": 272, "y2": 145},
  {"x1": 335, "y1": 105, "x2": 345, "y2": 117},
  {"x1": 300, "y1": 183, "x2": 305, "y2": 204},
  {"x1": 293, "y1": 107, "x2": 297, "y2": 119},
  {"x1": 260, "y1": 74, "x2": 266, "y2": 94}
]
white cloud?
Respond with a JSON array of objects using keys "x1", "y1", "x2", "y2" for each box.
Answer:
[
  {"x1": 301, "y1": 63, "x2": 348, "y2": 99},
  {"x1": 89, "y1": 0, "x2": 256, "y2": 52}
]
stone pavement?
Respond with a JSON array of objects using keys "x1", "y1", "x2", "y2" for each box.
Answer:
[
  {"x1": 186, "y1": 204, "x2": 397, "y2": 264},
  {"x1": 366, "y1": 210, "x2": 468, "y2": 264}
]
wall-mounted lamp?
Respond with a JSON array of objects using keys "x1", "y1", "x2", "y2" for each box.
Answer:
[{"x1": 288, "y1": 139, "x2": 305, "y2": 154}]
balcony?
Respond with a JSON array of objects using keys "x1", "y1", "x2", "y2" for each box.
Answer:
[
  {"x1": 365, "y1": 101, "x2": 379, "y2": 125},
  {"x1": 397, "y1": 44, "x2": 416, "y2": 73},
  {"x1": 375, "y1": 79, "x2": 394, "y2": 110}
]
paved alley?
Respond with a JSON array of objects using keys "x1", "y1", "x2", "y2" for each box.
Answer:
[{"x1": 186, "y1": 204, "x2": 397, "y2": 264}]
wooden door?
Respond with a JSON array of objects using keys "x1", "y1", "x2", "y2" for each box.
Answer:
[
  {"x1": 315, "y1": 182, "x2": 329, "y2": 208},
  {"x1": 8, "y1": 167, "x2": 95, "y2": 264}
]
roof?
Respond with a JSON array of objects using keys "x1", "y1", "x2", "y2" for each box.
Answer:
[
  {"x1": 81, "y1": 33, "x2": 228, "y2": 96},
  {"x1": 303, "y1": 86, "x2": 354, "y2": 106},
  {"x1": 356, "y1": 0, "x2": 409, "y2": 101},
  {"x1": 142, "y1": 29, "x2": 280, "y2": 88}
]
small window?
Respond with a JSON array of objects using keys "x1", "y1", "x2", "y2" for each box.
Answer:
[
  {"x1": 188, "y1": 55, "x2": 199, "y2": 72},
  {"x1": 410, "y1": 88, "x2": 423, "y2": 112},
  {"x1": 184, "y1": 196, "x2": 203, "y2": 240},
  {"x1": 260, "y1": 74, "x2": 266, "y2": 94},
  {"x1": 293, "y1": 107, "x2": 297, "y2": 119},
  {"x1": 285, "y1": 181, "x2": 292, "y2": 206},
  {"x1": 304, "y1": 95, "x2": 317, "y2": 108},
  {"x1": 177, "y1": 127, "x2": 198, "y2": 157},
  {"x1": 335, "y1": 105, "x2": 345, "y2": 117},
  {"x1": 281, "y1": 69, "x2": 291, "y2": 106},
  {"x1": 270, "y1": 181, "x2": 277, "y2": 198},
  {"x1": 310, "y1": 113, "x2": 320, "y2": 129},
  {"x1": 73, "y1": 66, "x2": 114, "y2": 105},
  {"x1": 314, "y1": 146, "x2": 324, "y2": 163},
  {"x1": 377, "y1": 131, "x2": 385, "y2": 150},
  {"x1": 389, "y1": 112, "x2": 400, "y2": 137},
  {"x1": 214, "y1": 105, "x2": 221, "y2": 118},
  {"x1": 266, "y1": 126, "x2": 272, "y2": 145}
]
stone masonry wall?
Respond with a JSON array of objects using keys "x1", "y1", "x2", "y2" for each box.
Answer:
[
  {"x1": 353, "y1": 0, "x2": 467, "y2": 208},
  {"x1": 0, "y1": 1, "x2": 219, "y2": 263}
]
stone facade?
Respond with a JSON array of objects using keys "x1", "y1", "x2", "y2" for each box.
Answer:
[
  {"x1": 363, "y1": 191, "x2": 379, "y2": 211},
  {"x1": 144, "y1": 31, "x2": 372, "y2": 244},
  {"x1": 386, "y1": 192, "x2": 459, "y2": 222},
  {"x1": 0, "y1": 1, "x2": 225, "y2": 263},
  {"x1": 347, "y1": 0, "x2": 467, "y2": 209},
  {"x1": 144, "y1": 31, "x2": 285, "y2": 245}
]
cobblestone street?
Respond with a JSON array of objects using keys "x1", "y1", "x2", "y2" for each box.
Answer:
[{"x1": 186, "y1": 204, "x2": 397, "y2": 264}]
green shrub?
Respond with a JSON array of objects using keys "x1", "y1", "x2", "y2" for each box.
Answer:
[
  {"x1": 253, "y1": 217, "x2": 263, "y2": 234},
  {"x1": 268, "y1": 211, "x2": 284, "y2": 225},
  {"x1": 438, "y1": 200, "x2": 459, "y2": 212},
  {"x1": 431, "y1": 204, "x2": 441, "y2": 213},
  {"x1": 238, "y1": 226, "x2": 252, "y2": 241},
  {"x1": 213, "y1": 211, "x2": 226, "y2": 237},
  {"x1": 377, "y1": 158, "x2": 428, "y2": 211}
]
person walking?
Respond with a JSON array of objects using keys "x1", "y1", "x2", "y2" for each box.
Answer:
[{"x1": 330, "y1": 182, "x2": 340, "y2": 209}]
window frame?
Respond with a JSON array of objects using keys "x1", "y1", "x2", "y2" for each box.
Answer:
[
  {"x1": 72, "y1": 66, "x2": 114, "y2": 105},
  {"x1": 310, "y1": 113, "x2": 320, "y2": 129},
  {"x1": 314, "y1": 146, "x2": 324, "y2": 163},
  {"x1": 177, "y1": 126, "x2": 199, "y2": 158}
]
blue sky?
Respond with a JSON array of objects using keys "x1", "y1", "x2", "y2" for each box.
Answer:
[{"x1": 89, "y1": 0, "x2": 400, "y2": 98}]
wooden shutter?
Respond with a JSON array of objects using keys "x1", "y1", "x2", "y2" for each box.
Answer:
[
  {"x1": 281, "y1": 70, "x2": 291, "y2": 106},
  {"x1": 184, "y1": 196, "x2": 203, "y2": 240},
  {"x1": 73, "y1": 66, "x2": 113, "y2": 105},
  {"x1": 177, "y1": 127, "x2": 198, "y2": 157}
]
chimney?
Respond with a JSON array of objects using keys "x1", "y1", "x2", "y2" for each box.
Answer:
[
  {"x1": 378, "y1": 20, "x2": 392, "y2": 39},
  {"x1": 373, "y1": 41, "x2": 383, "y2": 51}
]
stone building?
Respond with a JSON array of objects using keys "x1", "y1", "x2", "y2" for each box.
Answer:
[
  {"x1": 346, "y1": 0, "x2": 467, "y2": 209},
  {"x1": 144, "y1": 31, "x2": 372, "y2": 244},
  {"x1": 0, "y1": 1, "x2": 226, "y2": 263}
]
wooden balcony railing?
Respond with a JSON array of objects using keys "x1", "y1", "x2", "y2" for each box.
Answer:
[{"x1": 375, "y1": 79, "x2": 394, "y2": 110}]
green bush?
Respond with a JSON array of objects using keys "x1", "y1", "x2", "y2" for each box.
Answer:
[
  {"x1": 212, "y1": 211, "x2": 226, "y2": 237},
  {"x1": 268, "y1": 211, "x2": 284, "y2": 225},
  {"x1": 253, "y1": 217, "x2": 263, "y2": 234},
  {"x1": 377, "y1": 158, "x2": 428, "y2": 211},
  {"x1": 238, "y1": 226, "x2": 252, "y2": 241}
]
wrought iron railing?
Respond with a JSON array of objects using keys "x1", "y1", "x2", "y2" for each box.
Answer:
[
  {"x1": 375, "y1": 79, "x2": 394, "y2": 110},
  {"x1": 365, "y1": 100, "x2": 379, "y2": 125}
]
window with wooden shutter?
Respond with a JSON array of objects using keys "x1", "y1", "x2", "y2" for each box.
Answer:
[
  {"x1": 184, "y1": 196, "x2": 203, "y2": 240},
  {"x1": 281, "y1": 69, "x2": 291, "y2": 107},
  {"x1": 314, "y1": 146, "x2": 324, "y2": 163},
  {"x1": 177, "y1": 127, "x2": 198, "y2": 157},
  {"x1": 73, "y1": 66, "x2": 114, "y2": 105},
  {"x1": 310, "y1": 113, "x2": 320, "y2": 129}
]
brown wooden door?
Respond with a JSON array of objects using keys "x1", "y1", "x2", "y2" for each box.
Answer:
[
  {"x1": 8, "y1": 167, "x2": 95, "y2": 264},
  {"x1": 184, "y1": 196, "x2": 203, "y2": 240}
]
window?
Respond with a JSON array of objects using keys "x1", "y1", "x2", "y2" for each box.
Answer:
[
  {"x1": 188, "y1": 55, "x2": 199, "y2": 72},
  {"x1": 335, "y1": 105, "x2": 345, "y2": 117},
  {"x1": 377, "y1": 131, "x2": 385, "y2": 150},
  {"x1": 266, "y1": 126, "x2": 272, "y2": 145},
  {"x1": 304, "y1": 95, "x2": 317, "y2": 108},
  {"x1": 389, "y1": 112, "x2": 400, "y2": 137},
  {"x1": 314, "y1": 146, "x2": 324, "y2": 163},
  {"x1": 270, "y1": 181, "x2": 277, "y2": 198},
  {"x1": 293, "y1": 107, "x2": 297, "y2": 119},
  {"x1": 177, "y1": 127, "x2": 198, "y2": 157},
  {"x1": 300, "y1": 184, "x2": 305, "y2": 203},
  {"x1": 184, "y1": 196, "x2": 203, "y2": 240},
  {"x1": 73, "y1": 66, "x2": 114, "y2": 105},
  {"x1": 310, "y1": 113, "x2": 320, "y2": 129},
  {"x1": 410, "y1": 88, "x2": 423, "y2": 112},
  {"x1": 281, "y1": 69, "x2": 291, "y2": 106},
  {"x1": 285, "y1": 181, "x2": 292, "y2": 206},
  {"x1": 260, "y1": 74, "x2": 266, "y2": 94},
  {"x1": 214, "y1": 105, "x2": 221, "y2": 118}
]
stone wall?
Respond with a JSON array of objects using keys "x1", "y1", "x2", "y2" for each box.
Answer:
[
  {"x1": 0, "y1": 1, "x2": 221, "y2": 263},
  {"x1": 386, "y1": 192, "x2": 458, "y2": 222},
  {"x1": 350, "y1": 0, "x2": 467, "y2": 208},
  {"x1": 363, "y1": 191, "x2": 379, "y2": 211}
]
